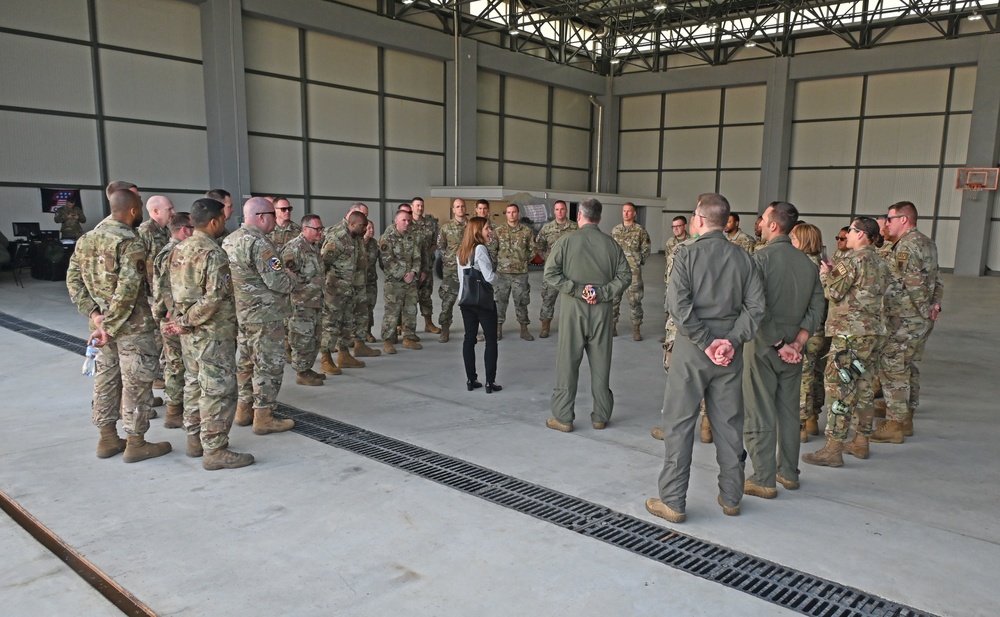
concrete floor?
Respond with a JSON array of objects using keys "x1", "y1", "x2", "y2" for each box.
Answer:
[{"x1": 0, "y1": 255, "x2": 997, "y2": 617}]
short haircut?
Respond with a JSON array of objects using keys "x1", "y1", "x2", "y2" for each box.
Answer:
[
  {"x1": 273, "y1": 196, "x2": 290, "y2": 205},
  {"x1": 205, "y1": 188, "x2": 230, "y2": 201},
  {"x1": 411, "y1": 196, "x2": 424, "y2": 203},
  {"x1": 190, "y1": 198, "x2": 225, "y2": 227},
  {"x1": 853, "y1": 216, "x2": 880, "y2": 241},
  {"x1": 349, "y1": 202, "x2": 367, "y2": 214},
  {"x1": 394, "y1": 209, "x2": 412, "y2": 223},
  {"x1": 554, "y1": 200, "x2": 567, "y2": 207},
  {"x1": 578, "y1": 198, "x2": 602, "y2": 222},
  {"x1": 672, "y1": 215, "x2": 687, "y2": 225},
  {"x1": 840, "y1": 225, "x2": 851, "y2": 233},
  {"x1": 397, "y1": 203, "x2": 412, "y2": 211},
  {"x1": 506, "y1": 203, "x2": 520, "y2": 213},
  {"x1": 889, "y1": 200, "x2": 918, "y2": 220},
  {"x1": 168, "y1": 212, "x2": 191, "y2": 233},
  {"x1": 789, "y1": 223, "x2": 822, "y2": 256},
  {"x1": 347, "y1": 210, "x2": 367, "y2": 225},
  {"x1": 729, "y1": 212, "x2": 741, "y2": 223},
  {"x1": 106, "y1": 180, "x2": 137, "y2": 199},
  {"x1": 109, "y1": 189, "x2": 141, "y2": 214},
  {"x1": 696, "y1": 193, "x2": 731, "y2": 228},
  {"x1": 476, "y1": 199, "x2": 490, "y2": 207},
  {"x1": 301, "y1": 214, "x2": 321, "y2": 227},
  {"x1": 767, "y1": 201, "x2": 799, "y2": 235},
  {"x1": 623, "y1": 201, "x2": 636, "y2": 210}
]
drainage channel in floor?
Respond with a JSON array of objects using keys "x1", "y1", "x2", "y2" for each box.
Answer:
[{"x1": 0, "y1": 310, "x2": 936, "y2": 617}]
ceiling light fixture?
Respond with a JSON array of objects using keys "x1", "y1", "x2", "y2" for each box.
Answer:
[
  {"x1": 510, "y1": 27, "x2": 520, "y2": 36},
  {"x1": 968, "y1": 11, "x2": 983, "y2": 21},
  {"x1": 403, "y1": 0, "x2": 415, "y2": 4},
  {"x1": 745, "y1": 39, "x2": 757, "y2": 47},
  {"x1": 653, "y1": 3, "x2": 667, "y2": 10}
]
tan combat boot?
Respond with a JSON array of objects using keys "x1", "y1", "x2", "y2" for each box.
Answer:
[
  {"x1": 203, "y1": 447, "x2": 254, "y2": 470},
  {"x1": 163, "y1": 404, "x2": 183, "y2": 429},
  {"x1": 122, "y1": 435, "x2": 172, "y2": 463},
  {"x1": 700, "y1": 414, "x2": 713, "y2": 443},
  {"x1": 337, "y1": 349, "x2": 365, "y2": 369},
  {"x1": 651, "y1": 426, "x2": 664, "y2": 441},
  {"x1": 519, "y1": 323, "x2": 534, "y2": 341},
  {"x1": 633, "y1": 325, "x2": 642, "y2": 341},
  {"x1": 843, "y1": 433, "x2": 869, "y2": 459},
  {"x1": 800, "y1": 425, "x2": 809, "y2": 443},
  {"x1": 307, "y1": 368, "x2": 326, "y2": 381},
  {"x1": 497, "y1": 324, "x2": 504, "y2": 340},
  {"x1": 186, "y1": 433, "x2": 203, "y2": 458},
  {"x1": 383, "y1": 341, "x2": 397, "y2": 354},
  {"x1": 253, "y1": 408, "x2": 294, "y2": 435},
  {"x1": 438, "y1": 326, "x2": 449, "y2": 343},
  {"x1": 96, "y1": 424, "x2": 126, "y2": 459},
  {"x1": 902, "y1": 415, "x2": 914, "y2": 437},
  {"x1": 870, "y1": 419, "x2": 904, "y2": 444},
  {"x1": 353, "y1": 340, "x2": 381, "y2": 357},
  {"x1": 801, "y1": 438, "x2": 844, "y2": 467},
  {"x1": 402, "y1": 337, "x2": 422, "y2": 350},
  {"x1": 744, "y1": 479, "x2": 777, "y2": 499},
  {"x1": 320, "y1": 351, "x2": 341, "y2": 375},
  {"x1": 365, "y1": 331, "x2": 377, "y2": 343},
  {"x1": 295, "y1": 370, "x2": 324, "y2": 386},
  {"x1": 539, "y1": 319, "x2": 551, "y2": 338},
  {"x1": 806, "y1": 416, "x2": 819, "y2": 436},
  {"x1": 424, "y1": 316, "x2": 441, "y2": 334},
  {"x1": 235, "y1": 400, "x2": 253, "y2": 426}
]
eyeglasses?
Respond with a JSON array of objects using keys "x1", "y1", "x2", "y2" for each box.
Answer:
[
  {"x1": 276, "y1": 207, "x2": 292, "y2": 212},
  {"x1": 304, "y1": 225, "x2": 323, "y2": 231},
  {"x1": 835, "y1": 236, "x2": 847, "y2": 241},
  {"x1": 849, "y1": 227, "x2": 865, "y2": 235},
  {"x1": 886, "y1": 214, "x2": 905, "y2": 221}
]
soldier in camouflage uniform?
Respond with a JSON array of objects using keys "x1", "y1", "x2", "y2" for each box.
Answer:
[
  {"x1": 494, "y1": 204, "x2": 538, "y2": 341},
  {"x1": 66, "y1": 189, "x2": 171, "y2": 463},
  {"x1": 873, "y1": 201, "x2": 943, "y2": 443},
  {"x1": 205, "y1": 189, "x2": 233, "y2": 243},
  {"x1": 151, "y1": 212, "x2": 193, "y2": 430},
  {"x1": 410, "y1": 197, "x2": 441, "y2": 334},
  {"x1": 321, "y1": 209, "x2": 371, "y2": 370},
  {"x1": 379, "y1": 210, "x2": 423, "y2": 353},
  {"x1": 281, "y1": 214, "x2": 327, "y2": 387},
  {"x1": 54, "y1": 200, "x2": 87, "y2": 240},
  {"x1": 363, "y1": 220, "x2": 379, "y2": 342},
  {"x1": 611, "y1": 202, "x2": 651, "y2": 341},
  {"x1": 436, "y1": 198, "x2": 469, "y2": 342},
  {"x1": 137, "y1": 196, "x2": 175, "y2": 391},
  {"x1": 725, "y1": 212, "x2": 757, "y2": 253},
  {"x1": 833, "y1": 227, "x2": 850, "y2": 260},
  {"x1": 661, "y1": 215, "x2": 690, "y2": 344},
  {"x1": 476, "y1": 199, "x2": 500, "y2": 264},
  {"x1": 267, "y1": 197, "x2": 301, "y2": 250},
  {"x1": 222, "y1": 197, "x2": 296, "y2": 436},
  {"x1": 535, "y1": 200, "x2": 578, "y2": 338},
  {"x1": 165, "y1": 198, "x2": 253, "y2": 470},
  {"x1": 802, "y1": 217, "x2": 889, "y2": 468}
]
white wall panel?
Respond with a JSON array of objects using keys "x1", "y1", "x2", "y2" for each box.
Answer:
[
  {"x1": 943, "y1": 114, "x2": 972, "y2": 166},
  {"x1": 550, "y1": 168, "x2": 589, "y2": 192},
  {"x1": 248, "y1": 136, "x2": 303, "y2": 195},
  {"x1": 662, "y1": 128, "x2": 719, "y2": 169},
  {"x1": 2, "y1": 0, "x2": 90, "y2": 40},
  {"x1": 0, "y1": 34, "x2": 95, "y2": 115},
  {"x1": 934, "y1": 219, "x2": 958, "y2": 269},
  {"x1": 988, "y1": 223, "x2": 1000, "y2": 272},
  {"x1": 719, "y1": 171, "x2": 761, "y2": 211},
  {"x1": 309, "y1": 143, "x2": 378, "y2": 197},
  {"x1": 307, "y1": 85, "x2": 378, "y2": 145},
  {"x1": 721, "y1": 125, "x2": 763, "y2": 168},
  {"x1": 551, "y1": 126, "x2": 590, "y2": 169},
  {"x1": 618, "y1": 131, "x2": 659, "y2": 170},
  {"x1": 306, "y1": 32, "x2": 377, "y2": 91},
  {"x1": 860, "y1": 116, "x2": 944, "y2": 166},
  {"x1": 477, "y1": 71, "x2": 501, "y2": 113},
  {"x1": 0, "y1": 111, "x2": 100, "y2": 184},
  {"x1": 384, "y1": 99, "x2": 444, "y2": 152},
  {"x1": 384, "y1": 151, "x2": 443, "y2": 199},
  {"x1": 936, "y1": 169, "x2": 965, "y2": 218},
  {"x1": 620, "y1": 95, "x2": 661, "y2": 130},
  {"x1": 476, "y1": 113, "x2": 499, "y2": 159},
  {"x1": 477, "y1": 160, "x2": 499, "y2": 185},
  {"x1": 724, "y1": 86, "x2": 767, "y2": 124},
  {"x1": 384, "y1": 51, "x2": 444, "y2": 102},
  {"x1": 865, "y1": 69, "x2": 949, "y2": 116},
  {"x1": 856, "y1": 168, "x2": 939, "y2": 213},
  {"x1": 787, "y1": 169, "x2": 855, "y2": 214},
  {"x1": 105, "y1": 122, "x2": 208, "y2": 189},
  {"x1": 101, "y1": 51, "x2": 206, "y2": 125},
  {"x1": 504, "y1": 119, "x2": 548, "y2": 165},
  {"x1": 96, "y1": 0, "x2": 202, "y2": 60},
  {"x1": 246, "y1": 74, "x2": 302, "y2": 137},
  {"x1": 790, "y1": 120, "x2": 859, "y2": 167},
  {"x1": 552, "y1": 88, "x2": 591, "y2": 128},
  {"x1": 504, "y1": 77, "x2": 548, "y2": 121},
  {"x1": 660, "y1": 171, "x2": 716, "y2": 210},
  {"x1": 794, "y1": 77, "x2": 863, "y2": 120},
  {"x1": 664, "y1": 90, "x2": 720, "y2": 127},
  {"x1": 617, "y1": 172, "x2": 658, "y2": 197},
  {"x1": 503, "y1": 163, "x2": 547, "y2": 188},
  {"x1": 242, "y1": 17, "x2": 300, "y2": 77},
  {"x1": 951, "y1": 66, "x2": 977, "y2": 112}
]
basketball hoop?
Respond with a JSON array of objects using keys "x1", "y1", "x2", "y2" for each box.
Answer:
[{"x1": 956, "y1": 168, "x2": 999, "y2": 200}]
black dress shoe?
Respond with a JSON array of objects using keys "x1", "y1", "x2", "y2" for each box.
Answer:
[
  {"x1": 467, "y1": 380, "x2": 482, "y2": 391},
  {"x1": 485, "y1": 383, "x2": 502, "y2": 394}
]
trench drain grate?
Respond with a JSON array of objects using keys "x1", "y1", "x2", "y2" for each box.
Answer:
[{"x1": 2, "y1": 310, "x2": 936, "y2": 617}]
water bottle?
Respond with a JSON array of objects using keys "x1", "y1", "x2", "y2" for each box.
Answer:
[{"x1": 82, "y1": 339, "x2": 98, "y2": 376}]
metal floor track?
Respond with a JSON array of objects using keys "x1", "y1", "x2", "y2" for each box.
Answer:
[{"x1": 0, "y1": 310, "x2": 936, "y2": 617}]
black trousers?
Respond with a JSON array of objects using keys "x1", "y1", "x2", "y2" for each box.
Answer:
[{"x1": 460, "y1": 305, "x2": 498, "y2": 383}]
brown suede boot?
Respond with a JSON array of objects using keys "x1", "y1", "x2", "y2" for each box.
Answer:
[
  {"x1": 800, "y1": 425, "x2": 809, "y2": 443},
  {"x1": 235, "y1": 400, "x2": 253, "y2": 427},
  {"x1": 295, "y1": 370, "x2": 324, "y2": 386},
  {"x1": 186, "y1": 433, "x2": 203, "y2": 458},
  {"x1": 253, "y1": 408, "x2": 294, "y2": 435},
  {"x1": 438, "y1": 326, "x2": 450, "y2": 343},
  {"x1": 365, "y1": 331, "x2": 377, "y2": 343},
  {"x1": 801, "y1": 438, "x2": 844, "y2": 467},
  {"x1": 383, "y1": 341, "x2": 397, "y2": 354},
  {"x1": 700, "y1": 414, "x2": 713, "y2": 443},
  {"x1": 337, "y1": 349, "x2": 365, "y2": 368},
  {"x1": 353, "y1": 340, "x2": 381, "y2": 357},
  {"x1": 122, "y1": 435, "x2": 172, "y2": 463},
  {"x1": 497, "y1": 324, "x2": 504, "y2": 340},
  {"x1": 96, "y1": 424, "x2": 126, "y2": 459},
  {"x1": 539, "y1": 319, "x2": 551, "y2": 338},
  {"x1": 320, "y1": 351, "x2": 341, "y2": 375},
  {"x1": 633, "y1": 325, "x2": 642, "y2": 341},
  {"x1": 870, "y1": 419, "x2": 904, "y2": 444},
  {"x1": 902, "y1": 415, "x2": 914, "y2": 437},
  {"x1": 307, "y1": 369, "x2": 326, "y2": 381},
  {"x1": 402, "y1": 337, "x2": 422, "y2": 350},
  {"x1": 651, "y1": 426, "x2": 664, "y2": 441},
  {"x1": 519, "y1": 323, "x2": 534, "y2": 341},
  {"x1": 424, "y1": 315, "x2": 441, "y2": 334},
  {"x1": 203, "y1": 447, "x2": 254, "y2": 470},
  {"x1": 163, "y1": 404, "x2": 183, "y2": 429},
  {"x1": 843, "y1": 434, "x2": 869, "y2": 459},
  {"x1": 805, "y1": 416, "x2": 819, "y2": 435}
]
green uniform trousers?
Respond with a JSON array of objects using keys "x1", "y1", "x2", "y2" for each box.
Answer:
[
  {"x1": 743, "y1": 340, "x2": 805, "y2": 487},
  {"x1": 236, "y1": 320, "x2": 286, "y2": 410},
  {"x1": 551, "y1": 299, "x2": 614, "y2": 424},
  {"x1": 494, "y1": 272, "x2": 530, "y2": 326},
  {"x1": 180, "y1": 334, "x2": 236, "y2": 450},
  {"x1": 879, "y1": 317, "x2": 933, "y2": 421},
  {"x1": 160, "y1": 323, "x2": 184, "y2": 407},
  {"x1": 92, "y1": 331, "x2": 157, "y2": 437},
  {"x1": 438, "y1": 269, "x2": 459, "y2": 328}
]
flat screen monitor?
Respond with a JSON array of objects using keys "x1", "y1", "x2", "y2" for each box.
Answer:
[
  {"x1": 38, "y1": 230, "x2": 61, "y2": 241},
  {"x1": 12, "y1": 222, "x2": 41, "y2": 238}
]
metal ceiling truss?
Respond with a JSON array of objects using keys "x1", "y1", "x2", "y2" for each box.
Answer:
[{"x1": 380, "y1": 0, "x2": 999, "y2": 73}]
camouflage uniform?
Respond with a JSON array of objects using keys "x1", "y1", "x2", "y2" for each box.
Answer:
[
  {"x1": 436, "y1": 218, "x2": 467, "y2": 328},
  {"x1": 351, "y1": 236, "x2": 370, "y2": 343},
  {"x1": 268, "y1": 221, "x2": 301, "y2": 251},
  {"x1": 535, "y1": 220, "x2": 578, "y2": 320},
  {"x1": 152, "y1": 238, "x2": 184, "y2": 407},
  {"x1": 410, "y1": 213, "x2": 439, "y2": 317},
  {"x1": 879, "y1": 227, "x2": 942, "y2": 422},
  {"x1": 379, "y1": 226, "x2": 421, "y2": 341},
  {"x1": 662, "y1": 235, "x2": 694, "y2": 371},
  {"x1": 364, "y1": 235, "x2": 379, "y2": 334},
  {"x1": 611, "y1": 222, "x2": 651, "y2": 327},
  {"x1": 494, "y1": 222, "x2": 537, "y2": 326},
  {"x1": 55, "y1": 204, "x2": 87, "y2": 240},
  {"x1": 799, "y1": 255, "x2": 830, "y2": 427},
  {"x1": 281, "y1": 234, "x2": 325, "y2": 373},
  {"x1": 169, "y1": 230, "x2": 238, "y2": 450},
  {"x1": 321, "y1": 220, "x2": 362, "y2": 352},
  {"x1": 223, "y1": 226, "x2": 293, "y2": 411},
  {"x1": 66, "y1": 217, "x2": 156, "y2": 437},
  {"x1": 820, "y1": 245, "x2": 889, "y2": 441},
  {"x1": 726, "y1": 228, "x2": 757, "y2": 253},
  {"x1": 137, "y1": 219, "x2": 171, "y2": 370}
]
